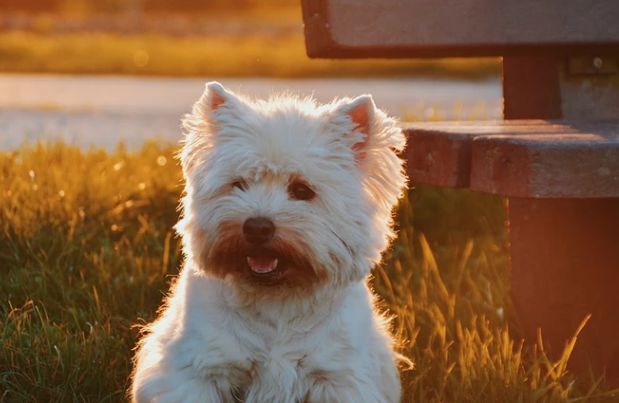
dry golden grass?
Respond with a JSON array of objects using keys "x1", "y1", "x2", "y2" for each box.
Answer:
[
  {"x1": 1, "y1": 143, "x2": 617, "y2": 401},
  {"x1": 0, "y1": 29, "x2": 499, "y2": 78}
]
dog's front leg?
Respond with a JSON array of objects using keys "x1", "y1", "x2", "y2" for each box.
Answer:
[
  {"x1": 133, "y1": 370, "x2": 240, "y2": 403},
  {"x1": 304, "y1": 374, "x2": 386, "y2": 403}
]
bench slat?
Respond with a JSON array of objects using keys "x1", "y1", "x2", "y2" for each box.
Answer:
[
  {"x1": 302, "y1": 0, "x2": 619, "y2": 57},
  {"x1": 405, "y1": 120, "x2": 619, "y2": 198}
]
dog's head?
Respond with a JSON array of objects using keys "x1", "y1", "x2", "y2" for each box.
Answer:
[{"x1": 177, "y1": 82, "x2": 406, "y2": 293}]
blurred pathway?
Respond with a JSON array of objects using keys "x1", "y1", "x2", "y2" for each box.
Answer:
[{"x1": 0, "y1": 74, "x2": 501, "y2": 150}]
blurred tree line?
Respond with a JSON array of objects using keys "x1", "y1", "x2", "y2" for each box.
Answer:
[{"x1": 0, "y1": 0, "x2": 296, "y2": 14}]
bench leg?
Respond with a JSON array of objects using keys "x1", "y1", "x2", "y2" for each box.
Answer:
[{"x1": 508, "y1": 198, "x2": 619, "y2": 382}]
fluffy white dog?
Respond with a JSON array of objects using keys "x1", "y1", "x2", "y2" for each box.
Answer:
[{"x1": 131, "y1": 82, "x2": 407, "y2": 403}]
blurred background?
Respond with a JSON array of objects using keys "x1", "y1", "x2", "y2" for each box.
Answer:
[
  {"x1": 3, "y1": 2, "x2": 618, "y2": 401},
  {"x1": 0, "y1": 0, "x2": 501, "y2": 149}
]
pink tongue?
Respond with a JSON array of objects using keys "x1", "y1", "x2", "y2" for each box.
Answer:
[{"x1": 247, "y1": 256, "x2": 278, "y2": 273}]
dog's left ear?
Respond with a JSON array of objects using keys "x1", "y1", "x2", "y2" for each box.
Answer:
[{"x1": 334, "y1": 95, "x2": 376, "y2": 161}]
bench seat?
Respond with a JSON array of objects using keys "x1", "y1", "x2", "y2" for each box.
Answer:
[
  {"x1": 404, "y1": 120, "x2": 619, "y2": 198},
  {"x1": 302, "y1": 0, "x2": 619, "y2": 383}
]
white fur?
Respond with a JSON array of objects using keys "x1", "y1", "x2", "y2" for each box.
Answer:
[{"x1": 131, "y1": 82, "x2": 407, "y2": 403}]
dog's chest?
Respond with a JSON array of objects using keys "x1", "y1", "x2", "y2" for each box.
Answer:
[
  {"x1": 194, "y1": 288, "x2": 361, "y2": 400},
  {"x1": 231, "y1": 350, "x2": 344, "y2": 402},
  {"x1": 214, "y1": 329, "x2": 349, "y2": 402}
]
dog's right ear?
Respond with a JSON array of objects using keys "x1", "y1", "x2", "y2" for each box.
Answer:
[
  {"x1": 202, "y1": 81, "x2": 240, "y2": 111},
  {"x1": 181, "y1": 82, "x2": 246, "y2": 176},
  {"x1": 183, "y1": 82, "x2": 247, "y2": 141}
]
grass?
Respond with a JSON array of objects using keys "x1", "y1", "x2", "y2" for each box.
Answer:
[
  {"x1": 0, "y1": 143, "x2": 617, "y2": 402},
  {"x1": 0, "y1": 10, "x2": 500, "y2": 79}
]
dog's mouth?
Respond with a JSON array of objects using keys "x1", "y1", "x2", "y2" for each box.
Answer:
[
  {"x1": 244, "y1": 251, "x2": 286, "y2": 284},
  {"x1": 246, "y1": 255, "x2": 278, "y2": 274},
  {"x1": 206, "y1": 230, "x2": 325, "y2": 288}
]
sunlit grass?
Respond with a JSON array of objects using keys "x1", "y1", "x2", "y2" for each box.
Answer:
[
  {"x1": 0, "y1": 143, "x2": 616, "y2": 402},
  {"x1": 0, "y1": 30, "x2": 499, "y2": 78}
]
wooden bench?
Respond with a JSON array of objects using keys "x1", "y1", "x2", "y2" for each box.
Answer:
[{"x1": 302, "y1": 0, "x2": 619, "y2": 382}]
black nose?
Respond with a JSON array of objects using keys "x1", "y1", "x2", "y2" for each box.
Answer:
[{"x1": 243, "y1": 217, "x2": 275, "y2": 245}]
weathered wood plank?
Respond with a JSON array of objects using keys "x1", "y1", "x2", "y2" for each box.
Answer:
[
  {"x1": 302, "y1": 0, "x2": 619, "y2": 57},
  {"x1": 404, "y1": 120, "x2": 619, "y2": 198}
]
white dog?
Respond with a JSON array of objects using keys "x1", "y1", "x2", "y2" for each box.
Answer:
[{"x1": 131, "y1": 82, "x2": 407, "y2": 403}]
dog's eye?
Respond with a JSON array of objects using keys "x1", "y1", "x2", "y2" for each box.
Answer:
[
  {"x1": 288, "y1": 181, "x2": 315, "y2": 201},
  {"x1": 231, "y1": 179, "x2": 247, "y2": 191}
]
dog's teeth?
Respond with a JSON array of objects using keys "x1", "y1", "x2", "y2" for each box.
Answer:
[{"x1": 247, "y1": 256, "x2": 278, "y2": 273}]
